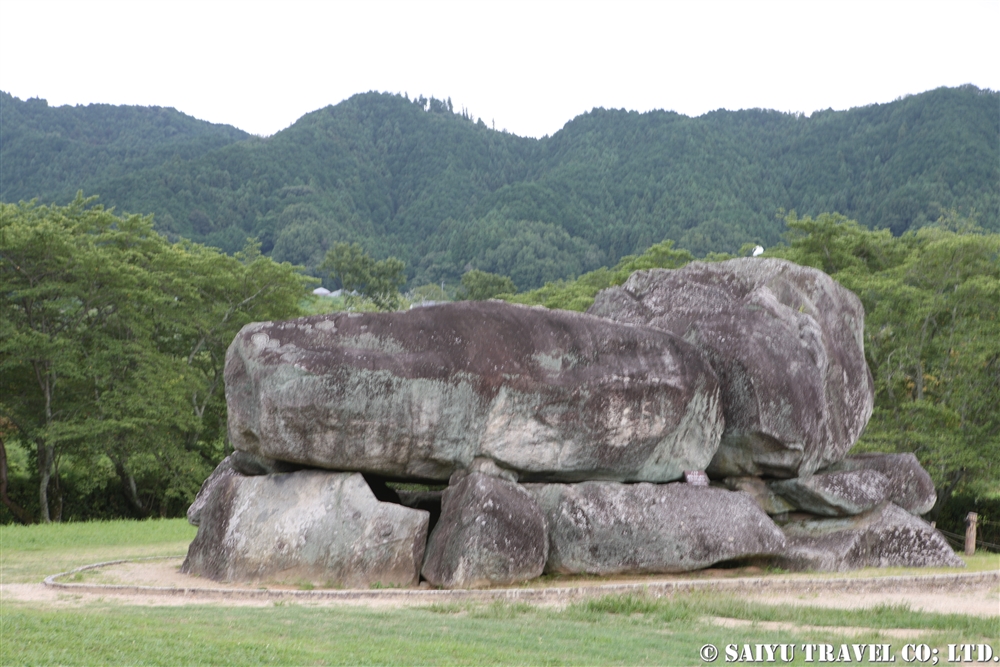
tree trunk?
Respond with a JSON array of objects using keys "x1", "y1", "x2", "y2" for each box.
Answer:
[
  {"x1": 115, "y1": 459, "x2": 147, "y2": 517},
  {"x1": 35, "y1": 363, "x2": 55, "y2": 523},
  {"x1": 38, "y1": 441, "x2": 53, "y2": 523},
  {"x1": 0, "y1": 435, "x2": 34, "y2": 524},
  {"x1": 52, "y1": 456, "x2": 63, "y2": 522}
]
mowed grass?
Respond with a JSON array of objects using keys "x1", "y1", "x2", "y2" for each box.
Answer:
[
  {"x1": 4, "y1": 594, "x2": 997, "y2": 666},
  {"x1": 1, "y1": 519, "x2": 996, "y2": 665},
  {"x1": 0, "y1": 518, "x2": 196, "y2": 583}
]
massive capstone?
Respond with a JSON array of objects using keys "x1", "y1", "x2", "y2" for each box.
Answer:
[
  {"x1": 225, "y1": 301, "x2": 723, "y2": 483},
  {"x1": 589, "y1": 258, "x2": 874, "y2": 479}
]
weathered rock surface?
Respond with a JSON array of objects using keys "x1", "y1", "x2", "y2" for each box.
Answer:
[
  {"x1": 421, "y1": 472, "x2": 548, "y2": 588},
  {"x1": 525, "y1": 482, "x2": 786, "y2": 574},
  {"x1": 182, "y1": 470, "x2": 429, "y2": 587},
  {"x1": 769, "y1": 470, "x2": 890, "y2": 517},
  {"x1": 588, "y1": 258, "x2": 874, "y2": 479},
  {"x1": 187, "y1": 452, "x2": 306, "y2": 526},
  {"x1": 226, "y1": 300, "x2": 723, "y2": 483},
  {"x1": 773, "y1": 503, "x2": 964, "y2": 571},
  {"x1": 724, "y1": 476, "x2": 795, "y2": 515},
  {"x1": 187, "y1": 457, "x2": 239, "y2": 527},
  {"x1": 822, "y1": 453, "x2": 937, "y2": 515}
]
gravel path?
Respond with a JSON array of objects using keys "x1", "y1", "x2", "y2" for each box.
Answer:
[{"x1": 1, "y1": 557, "x2": 994, "y2": 616}]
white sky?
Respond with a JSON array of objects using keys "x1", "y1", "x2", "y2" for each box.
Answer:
[{"x1": 1, "y1": 0, "x2": 997, "y2": 138}]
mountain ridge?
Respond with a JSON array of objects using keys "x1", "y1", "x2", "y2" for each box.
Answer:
[{"x1": 2, "y1": 85, "x2": 996, "y2": 289}]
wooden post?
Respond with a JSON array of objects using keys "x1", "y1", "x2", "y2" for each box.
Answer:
[{"x1": 965, "y1": 512, "x2": 978, "y2": 556}]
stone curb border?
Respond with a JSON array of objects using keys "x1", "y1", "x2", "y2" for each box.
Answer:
[{"x1": 43, "y1": 557, "x2": 999, "y2": 605}]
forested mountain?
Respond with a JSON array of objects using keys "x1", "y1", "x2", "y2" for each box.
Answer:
[
  {"x1": 2, "y1": 86, "x2": 996, "y2": 289},
  {"x1": 0, "y1": 92, "x2": 250, "y2": 205}
]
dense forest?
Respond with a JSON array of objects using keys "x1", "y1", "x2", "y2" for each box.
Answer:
[{"x1": 2, "y1": 86, "x2": 997, "y2": 291}]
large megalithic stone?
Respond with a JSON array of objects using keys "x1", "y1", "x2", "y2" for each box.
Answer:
[
  {"x1": 421, "y1": 471, "x2": 548, "y2": 588},
  {"x1": 187, "y1": 451, "x2": 304, "y2": 526},
  {"x1": 774, "y1": 503, "x2": 964, "y2": 571},
  {"x1": 525, "y1": 481, "x2": 787, "y2": 574},
  {"x1": 225, "y1": 301, "x2": 724, "y2": 483},
  {"x1": 182, "y1": 470, "x2": 429, "y2": 587},
  {"x1": 820, "y1": 453, "x2": 937, "y2": 516},
  {"x1": 769, "y1": 469, "x2": 892, "y2": 517},
  {"x1": 589, "y1": 258, "x2": 874, "y2": 479}
]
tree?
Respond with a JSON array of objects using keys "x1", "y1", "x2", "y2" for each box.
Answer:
[
  {"x1": 321, "y1": 242, "x2": 406, "y2": 310},
  {"x1": 0, "y1": 196, "x2": 152, "y2": 521},
  {"x1": 458, "y1": 270, "x2": 516, "y2": 300},
  {"x1": 0, "y1": 196, "x2": 309, "y2": 522},
  {"x1": 505, "y1": 239, "x2": 694, "y2": 312},
  {"x1": 0, "y1": 417, "x2": 32, "y2": 523}
]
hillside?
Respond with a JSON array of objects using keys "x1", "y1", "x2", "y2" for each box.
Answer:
[
  {"x1": 0, "y1": 92, "x2": 250, "y2": 205},
  {"x1": 2, "y1": 86, "x2": 996, "y2": 289}
]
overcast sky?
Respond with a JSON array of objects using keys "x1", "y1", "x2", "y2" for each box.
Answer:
[{"x1": 2, "y1": 0, "x2": 996, "y2": 138}]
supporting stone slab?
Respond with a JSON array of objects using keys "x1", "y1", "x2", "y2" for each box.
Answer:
[
  {"x1": 182, "y1": 470, "x2": 429, "y2": 588},
  {"x1": 526, "y1": 481, "x2": 786, "y2": 575}
]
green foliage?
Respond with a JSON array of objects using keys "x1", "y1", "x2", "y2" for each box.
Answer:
[
  {"x1": 0, "y1": 92, "x2": 249, "y2": 208},
  {"x1": 506, "y1": 240, "x2": 694, "y2": 311},
  {"x1": 0, "y1": 197, "x2": 309, "y2": 523},
  {"x1": 321, "y1": 242, "x2": 406, "y2": 310},
  {"x1": 406, "y1": 283, "x2": 451, "y2": 304},
  {"x1": 768, "y1": 212, "x2": 1000, "y2": 510},
  {"x1": 457, "y1": 269, "x2": 516, "y2": 300},
  {"x1": 4, "y1": 86, "x2": 995, "y2": 290},
  {"x1": 437, "y1": 216, "x2": 605, "y2": 290}
]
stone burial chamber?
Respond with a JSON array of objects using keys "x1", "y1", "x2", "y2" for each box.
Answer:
[{"x1": 183, "y1": 262, "x2": 962, "y2": 589}]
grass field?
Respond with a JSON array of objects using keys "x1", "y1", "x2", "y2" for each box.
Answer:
[
  {"x1": 0, "y1": 518, "x2": 197, "y2": 583},
  {"x1": 1, "y1": 519, "x2": 997, "y2": 666}
]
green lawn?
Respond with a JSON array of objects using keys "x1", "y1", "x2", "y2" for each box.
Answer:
[
  {"x1": 0, "y1": 518, "x2": 197, "y2": 583},
  {"x1": 1, "y1": 519, "x2": 996, "y2": 666}
]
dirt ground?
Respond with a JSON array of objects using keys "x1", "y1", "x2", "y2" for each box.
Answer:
[{"x1": 3, "y1": 557, "x2": 997, "y2": 616}]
